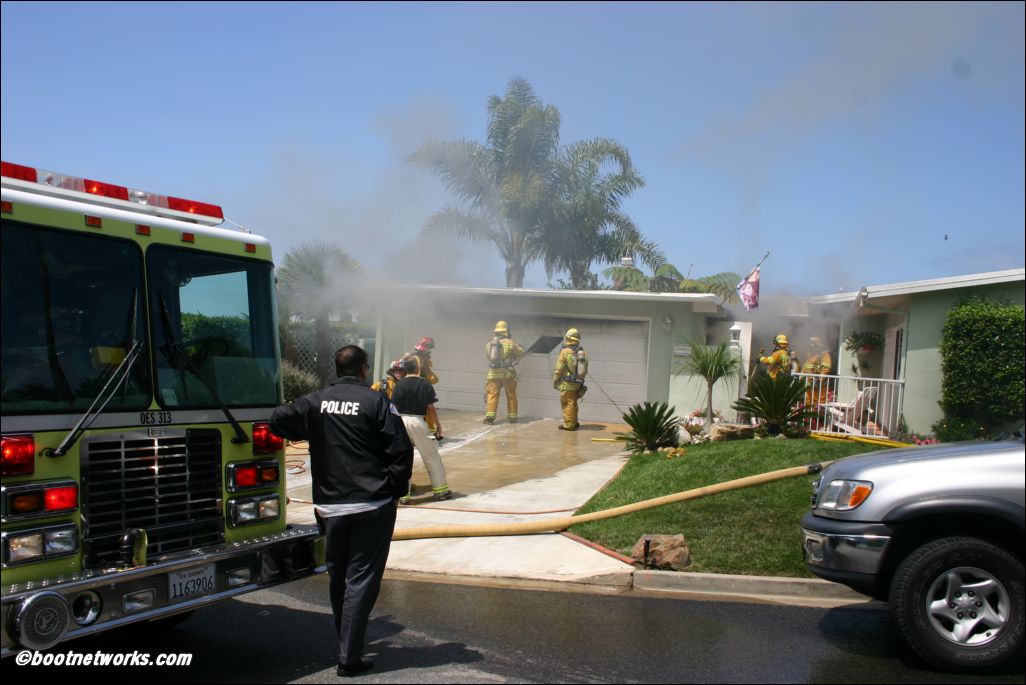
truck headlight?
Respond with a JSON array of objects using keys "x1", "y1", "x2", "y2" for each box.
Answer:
[
  {"x1": 817, "y1": 480, "x2": 873, "y2": 511},
  {"x1": 6, "y1": 532, "x2": 44, "y2": 564}
]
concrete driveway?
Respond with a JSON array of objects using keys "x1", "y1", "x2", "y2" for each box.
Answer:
[{"x1": 285, "y1": 409, "x2": 635, "y2": 585}]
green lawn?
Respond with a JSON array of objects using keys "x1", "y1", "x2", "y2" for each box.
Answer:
[{"x1": 569, "y1": 439, "x2": 877, "y2": 577}]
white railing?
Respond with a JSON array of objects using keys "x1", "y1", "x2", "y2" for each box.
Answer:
[{"x1": 793, "y1": 373, "x2": 905, "y2": 438}]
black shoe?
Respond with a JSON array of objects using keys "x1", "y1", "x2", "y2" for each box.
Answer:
[
  {"x1": 558, "y1": 424, "x2": 579, "y2": 431},
  {"x1": 337, "y1": 660, "x2": 374, "y2": 677}
]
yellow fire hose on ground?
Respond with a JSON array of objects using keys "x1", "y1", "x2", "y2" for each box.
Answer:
[
  {"x1": 810, "y1": 431, "x2": 908, "y2": 449},
  {"x1": 392, "y1": 461, "x2": 834, "y2": 541}
]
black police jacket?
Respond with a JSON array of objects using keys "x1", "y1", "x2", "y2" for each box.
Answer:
[{"x1": 269, "y1": 377, "x2": 413, "y2": 504}]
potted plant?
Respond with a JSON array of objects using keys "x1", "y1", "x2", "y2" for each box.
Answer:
[{"x1": 843, "y1": 331, "x2": 883, "y2": 354}]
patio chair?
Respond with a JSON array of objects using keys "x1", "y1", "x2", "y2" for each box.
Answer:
[{"x1": 823, "y1": 386, "x2": 879, "y2": 436}]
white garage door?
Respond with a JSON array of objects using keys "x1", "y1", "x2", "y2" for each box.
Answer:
[{"x1": 407, "y1": 313, "x2": 648, "y2": 424}]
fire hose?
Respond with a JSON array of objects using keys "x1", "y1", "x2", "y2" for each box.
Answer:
[{"x1": 391, "y1": 460, "x2": 833, "y2": 541}]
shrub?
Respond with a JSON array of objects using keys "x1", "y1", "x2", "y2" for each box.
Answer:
[
  {"x1": 732, "y1": 375, "x2": 817, "y2": 436},
  {"x1": 616, "y1": 402, "x2": 680, "y2": 454},
  {"x1": 937, "y1": 297, "x2": 1025, "y2": 438},
  {"x1": 281, "y1": 360, "x2": 320, "y2": 403},
  {"x1": 931, "y1": 416, "x2": 987, "y2": 443}
]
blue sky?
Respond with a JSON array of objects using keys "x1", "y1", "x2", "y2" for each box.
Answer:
[{"x1": 2, "y1": 1, "x2": 1023, "y2": 296}]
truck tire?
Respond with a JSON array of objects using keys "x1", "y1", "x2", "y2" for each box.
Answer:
[{"x1": 889, "y1": 536, "x2": 1024, "y2": 672}]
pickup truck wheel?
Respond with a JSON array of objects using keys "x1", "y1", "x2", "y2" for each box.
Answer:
[{"x1": 890, "y1": 537, "x2": 1024, "y2": 672}]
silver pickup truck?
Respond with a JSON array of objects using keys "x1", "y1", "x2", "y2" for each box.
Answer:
[{"x1": 801, "y1": 438, "x2": 1024, "y2": 672}]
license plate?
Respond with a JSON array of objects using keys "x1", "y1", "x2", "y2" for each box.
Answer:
[{"x1": 168, "y1": 564, "x2": 216, "y2": 605}]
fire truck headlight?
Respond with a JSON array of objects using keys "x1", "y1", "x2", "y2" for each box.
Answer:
[
  {"x1": 45, "y1": 527, "x2": 79, "y2": 556},
  {"x1": 231, "y1": 498, "x2": 259, "y2": 525},
  {"x1": 258, "y1": 496, "x2": 280, "y2": 521},
  {"x1": 5, "y1": 532, "x2": 44, "y2": 564}
]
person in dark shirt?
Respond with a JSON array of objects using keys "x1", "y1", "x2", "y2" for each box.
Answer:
[
  {"x1": 269, "y1": 345, "x2": 412, "y2": 677},
  {"x1": 391, "y1": 355, "x2": 451, "y2": 502}
]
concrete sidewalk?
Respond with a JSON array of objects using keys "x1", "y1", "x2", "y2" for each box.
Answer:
[{"x1": 285, "y1": 409, "x2": 874, "y2": 606}]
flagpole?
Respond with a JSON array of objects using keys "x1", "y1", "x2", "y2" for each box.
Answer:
[{"x1": 745, "y1": 251, "x2": 770, "y2": 280}]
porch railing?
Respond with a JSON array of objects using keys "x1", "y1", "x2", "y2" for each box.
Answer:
[{"x1": 793, "y1": 373, "x2": 905, "y2": 438}]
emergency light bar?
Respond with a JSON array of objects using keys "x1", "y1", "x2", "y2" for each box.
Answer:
[{"x1": 0, "y1": 161, "x2": 224, "y2": 226}]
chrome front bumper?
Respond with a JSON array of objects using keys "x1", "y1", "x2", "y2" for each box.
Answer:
[
  {"x1": 802, "y1": 528, "x2": 890, "y2": 575},
  {"x1": 2, "y1": 525, "x2": 324, "y2": 656},
  {"x1": 800, "y1": 511, "x2": 894, "y2": 598}
]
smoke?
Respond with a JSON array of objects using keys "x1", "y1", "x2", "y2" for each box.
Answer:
[{"x1": 241, "y1": 97, "x2": 505, "y2": 298}]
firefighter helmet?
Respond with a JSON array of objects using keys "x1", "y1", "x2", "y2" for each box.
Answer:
[
  {"x1": 494, "y1": 320, "x2": 509, "y2": 335},
  {"x1": 564, "y1": 328, "x2": 581, "y2": 343},
  {"x1": 809, "y1": 336, "x2": 823, "y2": 348},
  {"x1": 774, "y1": 334, "x2": 789, "y2": 347},
  {"x1": 389, "y1": 358, "x2": 404, "y2": 373},
  {"x1": 415, "y1": 336, "x2": 435, "y2": 352}
]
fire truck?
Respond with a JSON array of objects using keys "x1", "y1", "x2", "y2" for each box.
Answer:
[{"x1": 0, "y1": 161, "x2": 324, "y2": 655}]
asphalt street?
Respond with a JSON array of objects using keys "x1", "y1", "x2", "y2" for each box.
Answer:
[{"x1": 5, "y1": 575, "x2": 1024, "y2": 683}]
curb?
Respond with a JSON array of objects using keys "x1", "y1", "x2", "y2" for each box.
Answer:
[{"x1": 633, "y1": 569, "x2": 876, "y2": 603}]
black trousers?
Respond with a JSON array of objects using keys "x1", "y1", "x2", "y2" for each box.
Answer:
[{"x1": 317, "y1": 502, "x2": 397, "y2": 666}]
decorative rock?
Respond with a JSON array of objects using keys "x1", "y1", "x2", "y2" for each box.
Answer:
[
  {"x1": 709, "y1": 423, "x2": 755, "y2": 442},
  {"x1": 631, "y1": 534, "x2": 690, "y2": 570},
  {"x1": 677, "y1": 426, "x2": 693, "y2": 445}
]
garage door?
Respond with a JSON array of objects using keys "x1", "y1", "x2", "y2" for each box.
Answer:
[{"x1": 407, "y1": 313, "x2": 648, "y2": 424}]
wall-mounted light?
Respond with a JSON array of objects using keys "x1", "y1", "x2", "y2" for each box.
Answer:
[
  {"x1": 729, "y1": 323, "x2": 742, "y2": 347},
  {"x1": 662, "y1": 315, "x2": 674, "y2": 334}
]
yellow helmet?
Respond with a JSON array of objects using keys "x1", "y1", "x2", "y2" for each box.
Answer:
[
  {"x1": 774, "y1": 334, "x2": 789, "y2": 347},
  {"x1": 494, "y1": 320, "x2": 509, "y2": 335},
  {"x1": 565, "y1": 327, "x2": 580, "y2": 342}
]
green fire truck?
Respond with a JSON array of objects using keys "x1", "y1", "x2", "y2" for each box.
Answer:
[{"x1": 1, "y1": 161, "x2": 323, "y2": 655}]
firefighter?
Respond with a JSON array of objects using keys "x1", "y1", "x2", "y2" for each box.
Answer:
[
  {"x1": 801, "y1": 337, "x2": 833, "y2": 405},
  {"x1": 759, "y1": 334, "x2": 791, "y2": 380},
  {"x1": 409, "y1": 336, "x2": 439, "y2": 432},
  {"x1": 371, "y1": 359, "x2": 405, "y2": 400},
  {"x1": 409, "y1": 336, "x2": 439, "y2": 384},
  {"x1": 484, "y1": 320, "x2": 525, "y2": 424},
  {"x1": 552, "y1": 328, "x2": 588, "y2": 431}
]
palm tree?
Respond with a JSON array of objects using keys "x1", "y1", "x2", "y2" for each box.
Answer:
[
  {"x1": 540, "y1": 139, "x2": 663, "y2": 288},
  {"x1": 409, "y1": 78, "x2": 560, "y2": 287},
  {"x1": 676, "y1": 340, "x2": 746, "y2": 433},
  {"x1": 604, "y1": 261, "x2": 742, "y2": 303},
  {"x1": 679, "y1": 271, "x2": 743, "y2": 305},
  {"x1": 276, "y1": 242, "x2": 361, "y2": 384}
]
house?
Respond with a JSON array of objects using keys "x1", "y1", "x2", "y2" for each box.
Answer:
[
  {"x1": 804, "y1": 268, "x2": 1024, "y2": 435},
  {"x1": 371, "y1": 285, "x2": 725, "y2": 423},
  {"x1": 366, "y1": 268, "x2": 1022, "y2": 436}
]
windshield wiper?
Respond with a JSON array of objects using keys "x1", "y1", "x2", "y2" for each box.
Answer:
[
  {"x1": 157, "y1": 291, "x2": 249, "y2": 445},
  {"x1": 45, "y1": 291, "x2": 143, "y2": 457}
]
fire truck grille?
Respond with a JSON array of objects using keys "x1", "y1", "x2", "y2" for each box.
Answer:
[{"x1": 81, "y1": 429, "x2": 224, "y2": 567}]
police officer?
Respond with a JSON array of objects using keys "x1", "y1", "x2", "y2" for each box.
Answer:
[
  {"x1": 484, "y1": 320, "x2": 525, "y2": 424},
  {"x1": 552, "y1": 328, "x2": 588, "y2": 431},
  {"x1": 269, "y1": 345, "x2": 412, "y2": 677}
]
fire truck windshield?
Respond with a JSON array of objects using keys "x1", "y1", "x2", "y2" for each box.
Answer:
[
  {"x1": 1, "y1": 222, "x2": 151, "y2": 414},
  {"x1": 147, "y1": 246, "x2": 279, "y2": 409},
  {"x1": 1, "y1": 221, "x2": 280, "y2": 415}
]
